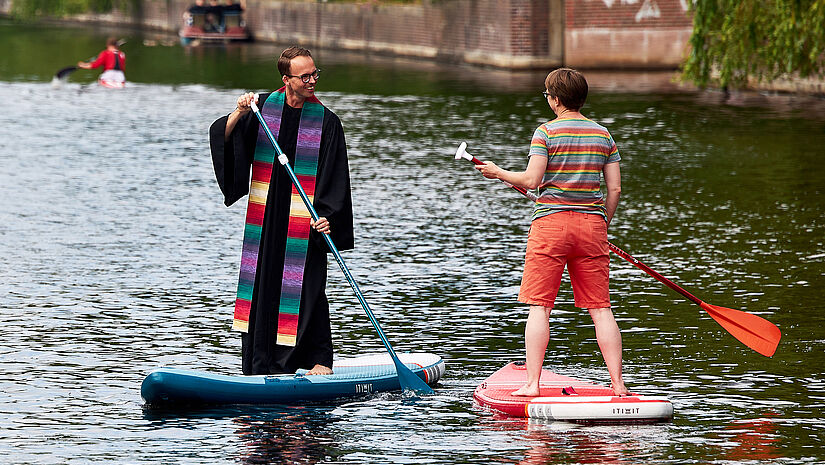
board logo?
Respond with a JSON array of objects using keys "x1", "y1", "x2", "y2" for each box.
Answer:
[
  {"x1": 612, "y1": 407, "x2": 641, "y2": 415},
  {"x1": 355, "y1": 383, "x2": 373, "y2": 393}
]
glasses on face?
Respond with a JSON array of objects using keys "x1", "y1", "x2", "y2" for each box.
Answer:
[
  {"x1": 542, "y1": 90, "x2": 551, "y2": 98},
  {"x1": 286, "y1": 68, "x2": 321, "y2": 84}
]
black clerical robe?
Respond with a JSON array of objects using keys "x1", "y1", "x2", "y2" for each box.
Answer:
[{"x1": 209, "y1": 93, "x2": 354, "y2": 375}]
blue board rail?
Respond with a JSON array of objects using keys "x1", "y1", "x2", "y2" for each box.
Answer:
[{"x1": 142, "y1": 353, "x2": 445, "y2": 406}]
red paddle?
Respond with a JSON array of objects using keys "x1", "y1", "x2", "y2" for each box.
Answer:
[{"x1": 455, "y1": 143, "x2": 781, "y2": 357}]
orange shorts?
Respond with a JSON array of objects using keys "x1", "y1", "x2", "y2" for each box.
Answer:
[{"x1": 518, "y1": 211, "x2": 610, "y2": 309}]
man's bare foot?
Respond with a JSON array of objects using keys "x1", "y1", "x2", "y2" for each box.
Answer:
[
  {"x1": 610, "y1": 382, "x2": 630, "y2": 397},
  {"x1": 306, "y1": 364, "x2": 333, "y2": 375},
  {"x1": 511, "y1": 384, "x2": 540, "y2": 397}
]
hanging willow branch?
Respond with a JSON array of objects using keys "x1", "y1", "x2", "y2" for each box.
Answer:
[{"x1": 682, "y1": 0, "x2": 825, "y2": 89}]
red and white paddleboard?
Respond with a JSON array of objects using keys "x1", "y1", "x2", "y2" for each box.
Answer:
[{"x1": 474, "y1": 362, "x2": 673, "y2": 424}]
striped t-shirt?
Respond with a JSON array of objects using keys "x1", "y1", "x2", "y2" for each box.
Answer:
[{"x1": 528, "y1": 118, "x2": 621, "y2": 221}]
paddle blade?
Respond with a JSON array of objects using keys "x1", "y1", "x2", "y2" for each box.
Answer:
[
  {"x1": 394, "y1": 358, "x2": 434, "y2": 395},
  {"x1": 55, "y1": 66, "x2": 78, "y2": 80},
  {"x1": 700, "y1": 302, "x2": 781, "y2": 357}
]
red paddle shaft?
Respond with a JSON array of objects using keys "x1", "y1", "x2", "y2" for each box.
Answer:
[
  {"x1": 606, "y1": 243, "x2": 703, "y2": 306},
  {"x1": 463, "y1": 153, "x2": 539, "y2": 200}
]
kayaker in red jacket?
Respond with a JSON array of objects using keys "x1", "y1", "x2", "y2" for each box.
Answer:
[{"x1": 78, "y1": 37, "x2": 126, "y2": 87}]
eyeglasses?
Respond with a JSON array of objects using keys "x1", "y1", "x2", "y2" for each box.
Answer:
[
  {"x1": 542, "y1": 90, "x2": 551, "y2": 98},
  {"x1": 285, "y1": 68, "x2": 321, "y2": 84}
]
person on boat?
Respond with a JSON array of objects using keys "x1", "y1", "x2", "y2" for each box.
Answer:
[
  {"x1": 209, "y1": 46, "x2": 353, "y2": 376},
  {"x1": 206, "y1": 0, "x2": 224, "y2": 32},
  {"x1": 474, "y1": 68, "x2": 628, "y2": 397},
  {"x1": 203, "y1": 12, "x2": 221, "y2": 33},
  {"x1": 77, "y1": 37, "x2": 125, "y2": 87}
]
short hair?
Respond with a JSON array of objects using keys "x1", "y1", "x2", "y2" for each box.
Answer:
[
  {"x1": 544, "y1": 68, "x2": 588, "y2": 111},
  {"x1": 277, "y1": 46, "x2": 313, "y2": 76},
  {"x1": 106, "y1": 37, "x2": 119, "y2": 47}
]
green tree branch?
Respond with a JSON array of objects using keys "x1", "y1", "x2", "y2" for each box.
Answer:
[{"x1": 683, "y1": 0, "x2": 825, "y2": 89}]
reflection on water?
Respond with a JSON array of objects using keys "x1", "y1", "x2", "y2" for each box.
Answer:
[
  {"x1": 721, "y1": 415, "x2": 782, "y2": 462},
  {"x1": 142, "y1": 405, "x2": 341, "y2": 463},
  {"x1": 232, "y1": 409, "x2": 340, "y2": 464},
  {"x1": 1, "y1": 20, "x2": 824, "y2": 465}
]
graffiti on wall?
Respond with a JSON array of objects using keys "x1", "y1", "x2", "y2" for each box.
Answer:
[{"x1": 601, "y1": 0, "x2": 688, "y2": 23}]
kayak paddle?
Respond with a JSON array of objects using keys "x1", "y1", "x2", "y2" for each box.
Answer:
[
  {"x1": 250, "y1": 98, "x2": 434, "y2": 395},
  {"x1": 52, "y1": 58, "x2": 92, "y2": 87},
  {"x1": 52, "y1": 55, "x2": 96, "y2": 88},
  {"x1": 455, "y1": 142, "x2": 781, "y2": 357}
]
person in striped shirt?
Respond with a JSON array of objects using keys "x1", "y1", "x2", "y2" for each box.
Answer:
[{"x1": 475, "y1": 68, "x2": 627, "y2": 397}]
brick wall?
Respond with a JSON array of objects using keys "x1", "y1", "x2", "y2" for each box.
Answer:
[
  {"x1": 244, "y1": 0, "x2": 561, "y2": 68},
  {"x1": 564, "y1": 0, "x2": 693, "y2": 68}
]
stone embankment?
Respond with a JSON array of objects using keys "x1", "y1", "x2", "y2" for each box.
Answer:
[{"x1": 0, "y1": 0, "x2": 694, "y2": 70}]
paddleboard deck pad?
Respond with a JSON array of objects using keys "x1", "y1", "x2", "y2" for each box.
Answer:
[
  {"x1": 142, "y1": 352, "x2": 445, "y2": 406},
  {"x1": 474, "y1": 362, "x2": 673, "y2": 424}
]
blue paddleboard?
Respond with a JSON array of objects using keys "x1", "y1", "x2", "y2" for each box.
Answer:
[{"x1": 141, "y1": 352, "x2": 444, "y2": 405}]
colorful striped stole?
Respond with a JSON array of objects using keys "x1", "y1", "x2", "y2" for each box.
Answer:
[{"x1": 232, "y1": 88, "x2": 324, "y2": 349}]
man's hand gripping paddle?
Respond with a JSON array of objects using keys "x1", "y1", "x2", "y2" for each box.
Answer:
[
  {"x1": 455, "y1": 142, "x2": 781, "y2": 357},
  {"x1": 249, "y1": 96, "x2": 433, "y2": 395}
]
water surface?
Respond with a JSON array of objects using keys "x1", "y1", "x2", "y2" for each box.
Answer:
[{"x1": 1, "y1": 20, "x2": 824, "y2": 464}]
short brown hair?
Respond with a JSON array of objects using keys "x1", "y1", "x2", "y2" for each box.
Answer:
[
  {"x1": 545, "y1": 68, "x2": 588, "y2": 111},
  {"x1": 277, "y1": 46, "x2": 313, "y2": 76}
]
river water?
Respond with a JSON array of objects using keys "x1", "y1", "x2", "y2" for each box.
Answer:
[{"x1": 1, "y1": 20, "x2": 824, "y2": 464}]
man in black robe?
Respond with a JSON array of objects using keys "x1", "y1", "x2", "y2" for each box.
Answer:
[{"x1": 209, "y1": 46, "x2": 354, "y2": 375}]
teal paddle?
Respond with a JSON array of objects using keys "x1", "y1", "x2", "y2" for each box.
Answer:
[
  {"x1": 455, "y1": 142, "x2": 781, "y2": 357},
  {"x1": 250, "y1": 98, "x2": 434, "y2": 395}
]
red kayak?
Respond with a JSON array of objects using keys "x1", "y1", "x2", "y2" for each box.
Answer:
[
  {"x1": 99, "y1": 78, "x2": 125, "y2": 89},
  {"x1": 474, "y1": 362, "x2": 673, "y2": 424}
]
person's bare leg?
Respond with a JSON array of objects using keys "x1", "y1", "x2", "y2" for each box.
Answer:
[
  {"x1": 306, "y1": 364, "x2": 333, "y2": 375},
  {"x1": 588, "y1": 307, "x2": 629, "y2": 396},
  {"x1": 512, "y1": 305, "x2": 551, "y2": 397}
]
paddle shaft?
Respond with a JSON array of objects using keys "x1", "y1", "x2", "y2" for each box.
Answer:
[
  {"x1": 606, "y1": 243, "x2": 703, "y2": 305},
  {"x1": 251, "y1": 102, "x2": 432, "y2": 393}
]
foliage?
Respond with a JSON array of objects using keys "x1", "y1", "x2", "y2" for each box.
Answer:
[
  {"x1": 10, "y1": 0, "x2": 134, "y2": 19},
  {"x1": 682, "y1": 0, "x2": 825, "y2": 88}
]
